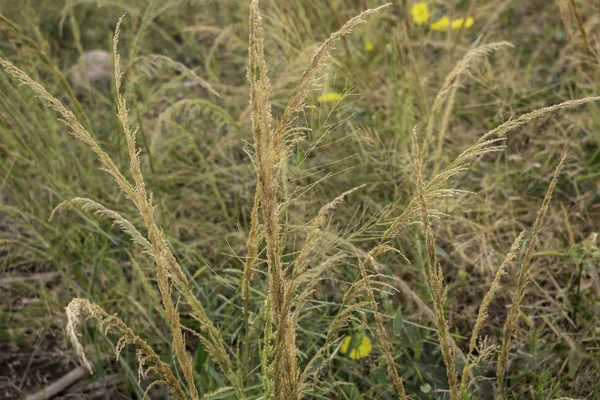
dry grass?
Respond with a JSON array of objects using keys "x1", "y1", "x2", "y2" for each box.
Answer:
[
  {"x1": 496, "y1": 153, "x2": 568, "y2": 397},
  {"x1": 1, "y1": 0, "x2": 599, "y2": 399},
  {"x1": 65, "y1": 298, "x2": 186, "y2": 398}
]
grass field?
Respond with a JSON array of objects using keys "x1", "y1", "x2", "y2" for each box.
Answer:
[{"x1": 0, "y1": 0, "x2": 599, "y2": 399}]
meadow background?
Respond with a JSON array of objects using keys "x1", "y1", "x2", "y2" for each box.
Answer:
[{"x1": 0, "y1": 0, "x2": 599, "y2": 399}]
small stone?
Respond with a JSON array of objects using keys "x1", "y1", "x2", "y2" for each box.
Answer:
[{"x1": 69, "y1": 50, "x2": 112, "y2": 93}]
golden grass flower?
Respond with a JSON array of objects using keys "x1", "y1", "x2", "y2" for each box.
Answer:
[
  {"x1": 430, "y1": 15, "x2": 450, "y2": 31},
  {"x1": 317, "y1": 92, "x2": 343, "y2": 103},
  {"x1": 340, "y1": 333, "x2": 373, "y2": 360},
  {"x1": 364, "y1": 38, "x2": 374, "y2": 52},
  {"x1": 411, "y1": 2, "x2": 430, "y2": 25},
  {"x1": 451, "y1": 16, "x2": 474, "y2": 29}
]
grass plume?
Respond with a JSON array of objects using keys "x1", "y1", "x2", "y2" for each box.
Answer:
[
  {"x1": 460, "y1": 231, "x2": 526, "y2": 391},
  {"x1": 496, "y1": 153, "x2": 568, "y2": 397},
  {"x1": 358, "y1": 250, "x2": 408, "y2": 399},
  {"x1": 426, "y1": 41, "x2": 514, "y2": 174},
  {"x1": 66, "y1": 298, "x2": 186, "y2": 398},
  {"x1": 412, "y1": 129, "x2": 460, "y2": 400},
  {"x1": 246, "y1": 2, "x2": 389, "y2": 398}
]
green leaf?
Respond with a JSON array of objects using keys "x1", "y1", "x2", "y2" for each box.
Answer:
[
  {"x1": 194, "y1": 338, "x2": 208, "y2": 371},
  {"x1": 392, "y1": 303, "x2": 404, "y2": 335}
]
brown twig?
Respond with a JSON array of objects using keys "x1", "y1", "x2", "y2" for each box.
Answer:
[{"x1": 24, "y1": 363, "x2": 92, "y2": 400}]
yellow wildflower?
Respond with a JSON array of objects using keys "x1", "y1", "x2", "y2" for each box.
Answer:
[
  {"x1": 340, "y1": 334, "x2": 373, "y2": 360},
  {"x1": 430, "y1": 15, "x2": 450, "y2": 31},
  {"x1": 451, "y1": 16, "x2": 474, "y2": 29},
  {"x1": 411, "y1": 2, "x2": 429, "y2": 25},
  {"x1": 317, "y1": 92, "x2": 343, "y2": 103},
  {"x1": 364, "y1": 39, "x2": 374, "y2": 52}
]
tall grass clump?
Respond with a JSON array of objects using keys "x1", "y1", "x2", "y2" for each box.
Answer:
[{"x1": 1, "y1": 0, "x2": 599, "y2": 399}]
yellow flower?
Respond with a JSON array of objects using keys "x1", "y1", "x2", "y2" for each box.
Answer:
[
  {"x1": 430, "y1": 15, "x2": 450, "y2": 31},
  {"x1": 364, "y1": 39, "x2": 374, "y2": 52},
  {"x1": 411, "y1": 2, "x2": 430, "y2": 25},
  {"x1": 451, "y1": 16, "x2": 474, "y2": 29},
  {"x1": 339, "y1": 334, "x2": 373, "y2": 360},
  {"x1": 317, "y1": 92, "x2": 343, "y2": 103}
]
